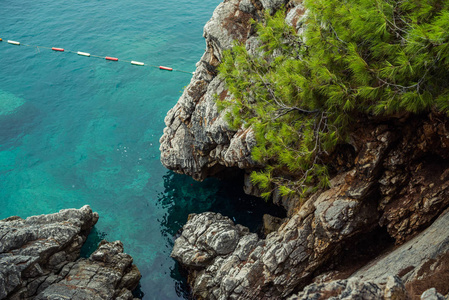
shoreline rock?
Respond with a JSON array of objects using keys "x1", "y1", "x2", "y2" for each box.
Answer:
[
  {"x1": 162, "y1": 0, "x2": 449, "y2": 299},
  {"x1": 0, "y1": 205, "x2": 141, "y2": 300},
  {"x1": 159, "y1": 0, "x2": 297, "y2": 183}
]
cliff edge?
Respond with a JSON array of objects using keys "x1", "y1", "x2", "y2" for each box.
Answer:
[
  {"x1": 161, "y1": 0, "x2": 449, "y2": 299},
  {"x1": 0, "y1": 206, "x2": 141, "y2": 300}
]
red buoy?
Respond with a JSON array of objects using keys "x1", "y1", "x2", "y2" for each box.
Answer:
[
  {"x1": 52, "y1": 47, "x2": 64, "y2": 52},
  {"x1": 159, "y1": 66, "x2": 173, "y2": 71},
  {"x1": 105, "y1": 56, "x2": 118, "y2": 61}
]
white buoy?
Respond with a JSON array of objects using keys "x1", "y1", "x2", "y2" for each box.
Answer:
[
  {"x1": 7, "y1": 40, "x2": 20, "y2": 45},
  {"x1": 131, "y1": 61, "x2": 144, "y2": 66},
  {"x1": 77, "y1": 51, "x2": 90, "y2": 57}
]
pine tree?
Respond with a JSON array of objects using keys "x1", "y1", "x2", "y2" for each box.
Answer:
[{"x1": 217, "y1": 0, "x2": 449, "y2": 200}]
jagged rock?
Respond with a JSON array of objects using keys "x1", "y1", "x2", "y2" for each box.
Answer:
[
  {"x1": 164, "y1": 0, "x2": 449, "y2": 299},
  {"x1": 171, "y1": 117, "x2": 449, "y2": 299},
  {"x1": 0, "y1": 206, "x2": 141, "y2": 300},
  {"x1": 159, "y1": 0, "x2": 300, "y2": 181},
  {"x1": 172, "y1": 213, "x2": 250, "y2": 268},
  {"x1": 420, "y1": 288, "x2": 447, "y2": 300},
  {"x1": 287, "y1": 275, "x2": 443, "y2": 300},
  {"x1": 352, "y1": 208, "x2": 449, "y2": 297},
  {"x1": 171, "y1": 125, "x2": 395, "y2": 299},
  {"x1": 172, "y1": 132, "x2": 391, "y2": 299},
  {"x1": 287, "y1": 277, "x2": 384, "y2": 300},
  {"x1": 35, "y1": 240, "x2": 141, "y2": 300},
  {"x1": 384, "y1": 275, "x2": 407, "y2": 300},
  {"x1": 379, "y1": 114, "x2": 449, "y2": 243}
]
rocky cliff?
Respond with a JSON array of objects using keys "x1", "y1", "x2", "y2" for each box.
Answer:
[
  {"x1": 0, "y1": 206, "x2": 141, "y2": 300},
  {"x1": 161, "y1": 0, "x2": 449, "y2": 299},
  {"x1": 160, "y1": 0, "x2": 300, "y2": 182}
]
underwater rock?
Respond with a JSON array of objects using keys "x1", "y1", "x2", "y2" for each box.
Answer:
[
  {"x1": 0, "y1": 206, "x2": 141, "y2": 300},
  {"x1": 0, "y1": 89, "x2": 25, "y2": 116}
]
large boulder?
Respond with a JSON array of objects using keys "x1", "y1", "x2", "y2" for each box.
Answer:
[{"x1": 0, "y1": 206, "x2": 141, "y2": 300}]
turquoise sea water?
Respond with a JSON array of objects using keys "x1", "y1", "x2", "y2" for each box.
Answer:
[{"x1": 0, "y1": 0, "x2": 285, "y2": 298}]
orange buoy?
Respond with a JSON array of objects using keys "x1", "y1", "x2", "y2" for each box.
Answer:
[
  {"x1": 52, "y1": 47, "x2": 64, "y2": 52},
  {"x1": 159, "y1": 66, "x2": 173, "y2": 71},
  {"x1": 0, "y1": 38, "x2": 2, "y2": 42},
  {"x1": 105, "y1": 56, "x2": 118, "y2": 61}
]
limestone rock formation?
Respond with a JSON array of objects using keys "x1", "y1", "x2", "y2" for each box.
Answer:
[
  {"x1": 171, "y1": 117, "x2": 449, "y2": 299},
  {"x1": 287, "y1": 276, "x2": 403, "y2": 300},
  {"x1": 163, "y1": 0, "x2": 449, "y2": 299},
  {"x1": 352, "y1": 207, "x2": 449, "y2": 298},
  {"x1": 160, "y1": 0, "x2": 301, "y2": 181},
  {"x1": 287, "y1": 276, "x2": 449, "y2": 300},
  {"x1": 0, "y1": 206, "x2": 141, "y2": 300},
  {"x1": 172, "y1": 203, "x2": 449, "y2": 300},
  {"x1": 171, "y1": 126, "x2": 393, "y2": 299}
]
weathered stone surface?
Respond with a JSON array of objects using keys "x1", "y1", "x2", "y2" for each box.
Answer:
[
  {"x1": 262, "y1": 214, "x2": 287, "y2": 236},
  {"x1": 352, "y1": 208, "x2": 449, "y2": 292},
  {"x1": 171, "y1": 132, "x2": 389, "y2": 298},
  {"x1": 421, "y1": 288, "x2": 447, "y2": 300},
  {"x1": 379, "y1": 115, "x2": 449, "y2": 243},
  {"x1": 165, "y1": 0, "x2": 449, "y2": 299},
  {"x1": 288, "y1": 275, "x2": 446, "y2": 300},
  {"x1": 35, "y1": 240, "x2": 141, "y2": 300},
  {"x1": 159, "y1": 0, "x2": 299, "y2": 181},
  {"x1": 172, "y1": 213, "x2": 249, "y2": 269},
  {"x1": 0, "y1": 206, "x2": 141, "y2": 300},
  {"x1": 172, "y1": 116, "x2": 449, "y2": 299},
  {"x1": 287, "y1": 277, "x2": 384, "y2": 300}
]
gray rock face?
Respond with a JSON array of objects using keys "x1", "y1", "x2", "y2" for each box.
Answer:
[
  {"x1": 352, "y1": 208, "x2": 449, "y2": 288},
  {"x1": 287, "y1": 277, "x2": 385, "y2": 300},
  {"x1": 171, "y1": 129, "x2": 389, "y2": 299},
  {"x1": 164, "y1": 0, "x2": 449, "y2": 299},
  {"x1": 0, "y1": 206, "x2": 141, "y2": 300},
  {"x1": 159, "y1": 0, "x2": 298, "y2": 181},
  {"x1": 288, "y1": 275, "x2": 448, "y2": 300},
  {"x1": 421, "y1": 288, "x2": 448, "y2": 300},
  {"x1": 35, "y1": 240, "x2": 141, "y2": 300},
  {"x1": 171, "y1": 119, "x2": 449, "y2": 299}
]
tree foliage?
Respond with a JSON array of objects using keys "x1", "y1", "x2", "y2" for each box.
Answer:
[{"x1": 217, "y1": 0, "x2": 449, "y2": 199}]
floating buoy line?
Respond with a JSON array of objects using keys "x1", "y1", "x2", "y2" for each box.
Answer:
[{"x1": 0, "y1": 37, "x2": 195, "y2": 75}]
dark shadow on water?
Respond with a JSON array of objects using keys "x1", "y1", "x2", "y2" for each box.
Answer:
[
  {"x1": 159, "y1": 171, "x2": 285, "y2": 238},
  {"x1": 159, "y1": 170, "x2": 286, "y2": 299},
  {"x1": 132, "y1": 283, "x2": 145, "y2": 299},
  {"x1": 80, "y1": 226, "x2": 107, "y2": 258},
  {"x1": 0, "y1": 101, "x2": 39, "y2": 150}
]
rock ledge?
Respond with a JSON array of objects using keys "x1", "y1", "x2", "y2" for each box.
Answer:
[{"x1": 0, "y1": 205, "x2": 141, "y2": 300}]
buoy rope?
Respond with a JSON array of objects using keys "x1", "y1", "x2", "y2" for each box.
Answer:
[{"x1": 1, "y1": 38, "x2": 195, "y2": 75}]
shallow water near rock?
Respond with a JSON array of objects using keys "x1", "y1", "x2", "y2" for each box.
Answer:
[{"x1": 0, "y1": 0, "x2": 284, "y2": 298}]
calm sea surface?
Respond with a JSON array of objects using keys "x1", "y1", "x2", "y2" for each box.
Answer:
[{"x1": 0, "y1": 0, "x2": 284, "y2": 298}]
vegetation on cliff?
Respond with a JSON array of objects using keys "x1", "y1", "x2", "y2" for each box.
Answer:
[{"x1": 217, "y1": 0, "x2": 449, "y2": 199}]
